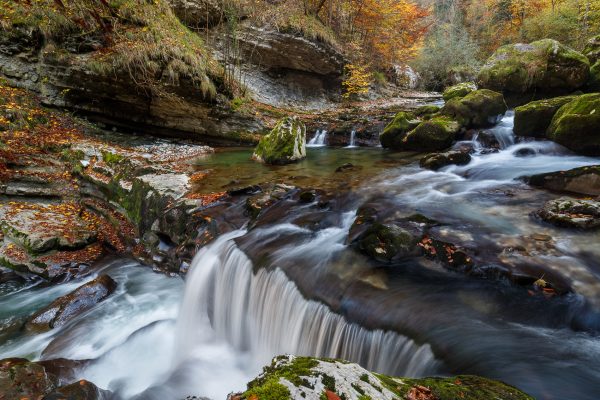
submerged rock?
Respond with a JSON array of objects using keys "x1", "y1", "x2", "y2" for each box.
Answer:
[
  {"x1": 441, "y1": 89, "x2": 507, "y2": 129},
  {"x1": 513, "y1": 95, "x2": 577, "y2": 137},
  {"x1": 535, "y1": 197, "x2": 600, "y2": 229},
  {"x1": 547, "y1": 93, "x2": 600, "y2": 155},
  {"x1": 234, "y1": 355, "x2": 533, "y2": 400},
  {"x1": 442, "y1": 82, "x2": 477, "y2": 102},
  {"x1": 478, "y1": 39, "x2": 590, "y2": 100},
  {"x1": 420, "y1": 150, "x2": 472, "y2": 171},
  {"x1": 253, "y1": 117, "x2": 307, "y2": 165},
  {"x1": 525, "y1": 165, "x2": 600, "y2": 196},
  {"x1": 26, "y1": 275, "x2": 117, "y2": 332}
]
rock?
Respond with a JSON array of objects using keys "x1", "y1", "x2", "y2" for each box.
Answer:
[
  {"x1": 391, "y1": 64, "x2": 420, "y2": 89},
  {"x1": 525, "y1": 165, "x2": 600, "y2": 196},
  {"x1": 513, "y1": 95, "x2": 578, "y2": 137},
  {"x1": 380, "y1": 112, "x2": 421, "y2": 149},
  {"x1": 478, "y1": 39, "x2": 590, "y2": 100},
  {"x1": 253, "y1": 117, "x2": 307, "y2": 165},
  {"x1": 335, "y1": 163, "x2": 356, "y2": 173},
  {"x1": 237, "y1": 355, "x2": 534, "y2": 400},
  {"x1": 535, "y1": 197, "x2": 600, "y2": 229},
  {"x1": 588, "y1": 60, "x2": 600, "y2": 92},
  {"x1": 413, "y1": 105, "x2": 441, "y2": 118},
  {"x1": 442, "y1": 82, "x2": 477, "y2": 102},
  {"x1": 43, "y1": 379, "x2": 110, "y2": 400},
  {"x1": 0, "y1": 358, "x2": 58, "y2": 399},
  {"x1": 167, "y1": 0, "x2": 222, "y2": 29},
  {"x1": 401, "y1": 117, "x2": 461, "y2": 152},
  {"x1": 513, "y1": 148, "x2": 537, "y2": 157},
  {"x1": 26, "y1": 275, "x2": 117, "y2": 332},
  {"x1": 420, "y1": 150, "x2": 471, "y2": 171},
  {"x1": 584, "y1": 35, "x2": 600, "y2": 64},
  {"x1": 441, "y1": 89, "x2": 507, "y2": 128},
  {"x1": 547, "y1": 93, "x2": 600, "y2": 155},
  {"x1": 355, "y1": 223, "x2": 421, "y2": 263}
]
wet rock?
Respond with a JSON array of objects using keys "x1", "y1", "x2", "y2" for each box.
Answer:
[
  {"x1": 43, "y1": 379, "x2": 111, "y2": 400},
  {"x1": 380, "y1": 111, "x2": 420, "y2": 149},
  {"x1": 478, "y1": 39, "x2": 590, "y2": 101},
  {"x1": 535, "y1": 197, "x2": 600, "y2": 229},
  {"x1": 252, "y1": 117, "x2": 306, "y2": 165},
  {"x1": 525, "y1": 165, "x2": 600, "y2": 196},
  {"x1": 26, "y1": 275, "x2": 117, "y2": 332},
  {"x1": 588, "y1": 60, "x2": 600, "y2": 92},
  {"x1": 513, "y1": 95, "x2": 578, "y2": 138},
  {"x1": 547, "y1": 93, "x2": 600, "y2": 155},
  {"x1": 355, "y1": 223, "x2": 422, "y2": 263},
  {"x1": 0, "y1": 358, "x2": 58, "y2": 399},
  {"x1": 335, "y1": 163, "x2": 360, "y2": 173},
  {"x1": 298, "y1": 190, "x2": 317, "y2": 203},
  {"x1": 237, "y1": 355, "x2": 534, "y2": 400},
  {"x1": 401, "y1": 117, "x2": 461, "y2": 152},
  {"x1": 513, "y1": 148, "x2": 536, "y2": 157},
  {"x1": 442, "y1": 82, "x2": 477, "y2": 102},
  {"x1": 246, "y1": 184, "x2": 295, "y2": 220},
  {"x1": 420, "y1": 150, "x2": 471, "y2": 171},
  {"x1": 441, "y1": 89, "x2": 507, "y2": 129}
]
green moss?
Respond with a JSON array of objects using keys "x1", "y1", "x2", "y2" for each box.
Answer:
[
  {"x1": 101, "y1": 151, "x2": 125, "y2": 165},
  {"x1": 584, "y1": 35, "x2": 600, "y2": 64},
  {"x1": 442, "y1": 82, "x2": 477, "y2": 101},
  {"x1": 401, "y1": 116, "x2": 460, "y2": 152},
  {"x1": 514, "y1": 95, "x2": 578, "y2": 137},
  {"x1": 244, "y1": 356, "x2": 320, "y2": 399},
  {"x1": 547, "y1": 93, "x2": 600, "y2": 155},
  {"x1": 380, "y1": 111, "x2": 420, "y2": 149},
  {"x1": 253, "y1": 116, "x2": 306, "y2": 165},
  {"x1": 588, "y1": 61, "x2": 600, "y2": 92},
  {"x1": 442, "y1": 89, "x2": 507, "y2": 128}
]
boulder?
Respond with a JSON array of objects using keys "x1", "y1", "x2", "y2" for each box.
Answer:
[
  {"x1": 588, "y1": 60, "x2": 600, "y2": 92},
  {"x1": 0, "y1": 358, "x2": 58, "y2": 399},
  {"x1": 26, "y1": 275, "x2": 117, "y2": 332},
  {"x1": 547, "y1": 93, "x2": 600, "y2": 155},
  {"x1": 43, "y1": 380, "x2": 110, "y2": 400},
  {"x1": 167, "y1": 0, "x2": 223, "y2": 29},
  {"x1": 237, "y1": 355, "x2": 534, "y2": 400},
  {"x1": 478, "y1": 39, "x2": 590, "y2": 98},
  {"x1": 535, "y1": 197, "x2": 600, "y2": 230},
  {"x1": 401, "y1": 116, "x2": 461, "y2": 152},
  {"x1": 252, "y1": 117, "x2": 306, "y2": 165},
  {"x1": 513, "y1": 95, "x2": 578, "y2": 137},
  {"x1": 380, "y1": 112, "x2": 421, "y2": 149},
  {"x1": 413, "y1": 105, "x2": 441, "y2": 118},
  {"x1": 525, "y1": 165, "x2": 600, "y2": 196},
  {"x1": 584, "y1": 35, "x2": 600, "y2": 64},
  {"x1": 420, "y1": 150, "x2": 472, "y2": 171},
  {"x1": 355, "y1": 222, "x2": 421, "y2": 263},
  {"x1": 441, "y1": 89, "x2": 507, "y2": 128},
  {"x1": 442, "y1": 82, "x2": 477, "y2": 102}
]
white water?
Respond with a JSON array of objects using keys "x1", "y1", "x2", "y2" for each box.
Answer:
[
  {"x1": 345, "y1": 130, "x2": 358, "y2": 148},
  {"x1": 307, "y1": 129, "x2": 328, "y2": 147}
]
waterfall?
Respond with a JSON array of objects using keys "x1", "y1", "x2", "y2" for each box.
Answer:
[
  {"x1": 175, "y1": 231, "x2": 438, "y2": 378},
  {"x1": 307, "y1": 130, "x2": 328, "y2": 147},
  {"x1": 346, "y1": 130, "x2": 357, "y2": 148},
  {"x1": 488, "y1": 111, "x2": 515, "y2": 149}
]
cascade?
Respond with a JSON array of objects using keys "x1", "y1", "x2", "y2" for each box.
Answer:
[{"x1": 307, "y1": 129, "x2": 328, "y2": 147}]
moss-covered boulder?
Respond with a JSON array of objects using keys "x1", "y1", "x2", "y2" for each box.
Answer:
[
  {"x1": 443, "y1": 82, "x2": 477, "y2": 101},
  {"x1": 547, "y1": 93, "x2": 600, "y2": 155},
  {"x1": 236, "y1": 355, "x2": 534, "y2": 400},
  {"x1": 420, "y1": 150, "x2": 472, "y2": 171},
  {"x1": 380, "y1": 111, "x2": 421, "y2": 149},
  {"x1": 253, "y1": 117, "x2": 306, "y2": 165},
  {"x1": 588, "y1": 61, "x2": 600, "y2": 92},
  {"x1": 584, "y1": 35, "x2": 600, "y2": 64},
  {"x1": 525, "y1": 165, "x2": 600, "y2": 196},
  {"x1": 513, "y1": 95, "x2": 578, "y2": 137},
  {"x1": 401, "y1": 116, "x2": 461, "y2": 152},
  {"x1": 478, "y1": 39, "x2": 590, "y2": 98},
  {"x1": 413, "y1": 105, "x2": 441, "y2": 118},
  {"x1": 441, "y1": 89, "x2": 507, "y2": 128}
]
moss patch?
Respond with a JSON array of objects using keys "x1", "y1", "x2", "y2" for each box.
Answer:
[
  {"x1": 547, "y1": 93, "x2": 600, "y2": 155},
  {"x1": 514, "y1": 95, "x2": 578, "y2": 137}
]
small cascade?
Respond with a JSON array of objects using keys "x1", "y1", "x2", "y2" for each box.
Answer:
[
  {"x1": 307, "y1": 129, "x2": 328, "y2": 147},
  {"x1": 175, "y1": 231, "x2": 439, "y2": 377},
  {"x1": 346, "y1": 130, "x2": 358, "y2": 148},
  {"x1": 488, "y1": 111, "x2": 515, "y2": 149}
]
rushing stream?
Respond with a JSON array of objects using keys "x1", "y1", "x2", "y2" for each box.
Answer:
[{"x1": 1, "y1": 113, "x2": 600, "y2": 399}]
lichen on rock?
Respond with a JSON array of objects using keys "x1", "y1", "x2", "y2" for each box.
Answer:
[{"x1": 253, "y1": 116, "x2": 307, "y2": 165}]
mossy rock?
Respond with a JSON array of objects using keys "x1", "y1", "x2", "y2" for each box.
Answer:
[
  {"x1": 356, "y1": 223, "x2": 421, "y2": 262},
  {"x1": 413, "y1": 105, "x2": 441, "y2": 118},
  {"x1": 401, "y1": 116, "x2": 460, "y2": 152},
  {"x1": 547, "y1": 93, "x2": 600, "y2": 155},
  {"x1": 588, "y1": 60, "x2": 600, "y2": 92},
  {"x1": 441, "y1": 89, "x2": 507, "y2": 129},
  {"x1": 238, "y1": 355, "x2": 534, "y2": 400},
  {"x1": 513, "y1": 95, "x2": 578, "y2": 137},
  {"x1": 584, "y1": 35, "x2": 600, "y2": 64},
  {"x1": 379, "y1": 111, "x2": 420, "y2": 149},
  {"x1": 442, "y1": 82, "x2": 477, "y2": 102},
  {"x1": 253, "y1": 116, "x2": 306, "y2": 165},
  {"x1": 478, "y1": 39, "x2": 590, "y2": 98},
  {"x1": 525, "y1": 165, "x2": 600, "y2": 196},
  {"x1": 420, "y1": 150, "x2": 472, "y2": 171}
]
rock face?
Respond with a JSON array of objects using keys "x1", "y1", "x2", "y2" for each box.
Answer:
[
  {"x1": 441, "y1": 89, "x2": 507, "y2": 128},
  {"x1": 513, "y1": 95, "x2": 577, "y2": 137},
  {"x1": 536, "y1": 198, "x2": 600, "y2": 229},
  {"x1": 420, "y1": 150, "x2": 472, "y2": 171},
  {"x1": 478, "y1": 39, "x2": 590, "y2": 100},
  {"x1": 26, "y1": 275, "x2": 117, "y2": 332},
  {"x1": 167, "y1": 0, "x2": 223, "y2": 29},
  {"x1": 253, "y1": 117, "x2": 307, "y2": 165},
  {"x1": 442, "y1": 82, "x2": 477, "y2": 101},
  {"x1": 547, "y1": 93, "x2": 600, "y2": 155},
  {"x1": 526, "y1": 166, "x2": 600, "y2": 196},
  {"x1": 584, "y1": 35, "x2": 600, "y2": 64},
  {"x1": 234, "y1": 355, "x2": 534, "y2": 400}
]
